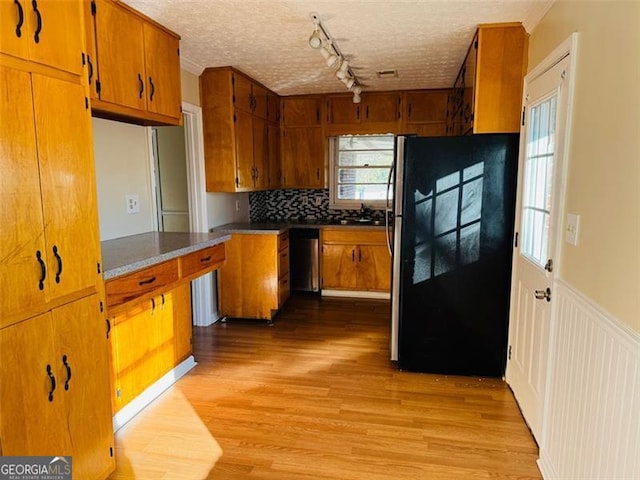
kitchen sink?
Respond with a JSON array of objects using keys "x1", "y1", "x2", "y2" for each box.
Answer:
[{"x1": 334, "y1": 218, "x2": 384, "y2": 226}]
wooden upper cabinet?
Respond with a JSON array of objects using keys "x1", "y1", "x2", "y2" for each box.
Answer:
[
  {"x1": 402, "y1": 89, "x2": 449, "y2": 137},
  {"x1": 233, "y1": 73, "x2": 254, "y2": 114},
  {"x1": 88, "y1": 0, "x2": 182, "y2": 125},
  {"x1": 281, "y1": 125, "x2": 325, "y2": 189},
  {"x1": 92, "y1": 0, "x2": 146, "y2": 111},
  {"x1": 282, "y1": 96, "x2": 323, "y2": 126},
  {"x1": 362, "y1": 92, "x2": 401, "y2": 124},
  {"x1": 447, "y1": 23, "x2": 528, "y2": 135},
  {"x1": 0, "y1": 66, "x2": 101, "y2": 328},
  {"x1": 143, "y1": 22, "x2": 182, "y2": 120},
  {"x1": 325, "y1": 92, "x2": 401, "y2": 135},
  {"x1": 327, "y1": 94, "x2": 360, "y2": 125},
  {"x1": 200, "y1": 67, "x2": 280, "y2": 192},
  {"x1": 0, "y1": 0, "x2": 84, "y2": 75},
  {"x1": 267, "y1": 91, "x2": 280, "y2": 123}
]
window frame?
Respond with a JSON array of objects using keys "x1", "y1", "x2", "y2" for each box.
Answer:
[{"x1": 328, "y1": 134, "x2": 395, "y2": 210}]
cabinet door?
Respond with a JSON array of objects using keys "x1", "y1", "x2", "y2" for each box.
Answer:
[
  {"x1": 267, "y1": 91, "x2": 280, "y2": 123},
  {"x1": 0, "y1": 0, "x2": 30, "y2": 60},
  {"x1": 27, "y1": 0, "x2": 84, "y2": 75},
  {"x1": 172, "y1": 283, "x2": 193, "y2": 363},
  {"x1": 327, "y1": 95, "x2": 360, "y2": 125},
  {"x1": 322, "y1": 244, "x2": 357, "y2": 290},
  {"x1": 253, "y1": 116, "x2": 268, "y2": 189},
  {"x1": 405, "y1": 91, "x2": 449, "y2": 123},
  {"x1": 363, "y1": 93, "x2": 400, "y2": 123},
  {"x1": 281, "y1": 127, "x2": 324, "y2": 188},
  {"x1": 0, "y1": 311, "x2": 71, "y2": 456},
  {"x1": 234, "y1": 109, "x2": 255, "y2": 189},
  {"x1": 233, "y1": 73, "x2": 253, "y2": 114},
  {"x1": 143, "y1": 22, "x2": 181, "y2": 120},
  {"x1": 111, "y1": 300, "x2": 152, "y2": 409},
  {"x1": 0, "y1": 66, "x2": 48, "y2": 327},
  {"x1": 282, "y1": 97, "x2": 322, "y2": 126},
  {"x1": 94, "y1": 0, "x2": 146, "y2": 111},
  {"x1": 32, "y1": 73, "x2": 101, "y2": 302},
  {"x1": 357, "y1": 245, "x2": 391, "y2": 291},
  {"x1": 0, "y1": 0, "x2": 84, "y2": 75},
  {"x1": 53, "y1": 295, "x2": 114, "y2": 480},
  {"x1": 253, "y1": 83, "x2": 268, "y2": 119},
  {"x1": 266, "y1": 122, "x2": 280, "y2": 188}
]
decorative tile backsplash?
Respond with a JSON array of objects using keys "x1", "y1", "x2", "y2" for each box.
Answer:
[{"x1": 249, "y1": 189, "x2": 386, "y2": 223}]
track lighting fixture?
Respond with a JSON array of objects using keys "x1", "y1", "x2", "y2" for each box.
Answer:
[{"x1": 309, "y1": 12, "x2": 363, "y2": 102}]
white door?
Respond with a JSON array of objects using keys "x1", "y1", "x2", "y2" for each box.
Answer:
[{"x1": 506, "y1": 47, "x2": 575, "y2": 442}]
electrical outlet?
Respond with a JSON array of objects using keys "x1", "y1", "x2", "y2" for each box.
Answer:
[
  {"x1": 301, "y1": 196, "x2": 309, "y2": 205},
  {"x1": 235, "y1": 200, "x2": 240, "y2": 212},
  {"x1": 126, "y1": 194, "x2": 140, "y2": 214}
]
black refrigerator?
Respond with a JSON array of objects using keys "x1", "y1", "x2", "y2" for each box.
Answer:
[{"x1": 389, "y1": 134, "x2": 519, "y2": 377}]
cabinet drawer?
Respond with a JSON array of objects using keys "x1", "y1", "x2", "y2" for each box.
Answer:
[
  {"x1": 278, "y1": 247, "x2": 290, "y2": 277},
  {"x1": 181, "y1": 244, "x2": 226, "y2": 278},
  {"x1": 322, "y1": 228, "x2": 387, "y2": 245},
  {"x1": 105, "y1": 259, "x2": 179, "y2": 308},
  {"x1": 278, "y1": 231, "x2": 289, "y2": 251}
]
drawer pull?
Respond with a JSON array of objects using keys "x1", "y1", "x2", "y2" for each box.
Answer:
[
  {"x1": 46, "y1": 364, "x2": 56, "y2": 402},
  {"x1": 199, "y1": 256, "x2": 212, "y2": 263},
  {"x1": 138, "y1": 276, "x2": 156, "y2": 286}
]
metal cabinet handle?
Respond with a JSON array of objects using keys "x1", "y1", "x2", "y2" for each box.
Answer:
[
  {"x1": 36, "y1": 250, "x2": 46, "y2": 290},
  {"x1": 14, "y1": 0, "x2": 24, "y2": 37},
  {"x1": 106, "y1": 318, "x2": 111, "y2": 339},
  {"x1": 53, "y1": 245, "x2": 62, "y2": 284},
  {"x1": 46, "y1": 364, "x2": 56, "y2": 402},
  {"x1": 535, "y1": 288, "x2": 551, "y2": 302},
  {"x1": 138, "y1": 276, "x2": 156, "y2": 286},
  {"x1": 62, "y1": 355, "x2": 72, "y2": 391},
  {"x1": 32, "y1": 0, "x2": 42, "y2": 43},
  {"x1": 199, "y1": 256, "x2": 212, "y2": 263},
  {"x1": 138, "y1": 73, "x2": 144, "y2": 99},
  {"x1": 149, "y1": 76, "x2": 155, "y2": 101},
  {"x1": 87, "y1": 54, "x2": 94, "y2": 85}
]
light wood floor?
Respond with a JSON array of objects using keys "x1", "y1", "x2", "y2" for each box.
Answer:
[{"x1": 109, "y1": 295, "x2": 541, "y2": 479}]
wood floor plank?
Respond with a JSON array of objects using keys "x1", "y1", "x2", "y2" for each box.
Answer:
[{"x1": 109, "y1": 294, "x2": 541, "y2": 479}]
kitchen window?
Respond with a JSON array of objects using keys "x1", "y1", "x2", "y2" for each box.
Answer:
[{"x1": 329, "y1": 134, "x2": 395, "y2": 209}]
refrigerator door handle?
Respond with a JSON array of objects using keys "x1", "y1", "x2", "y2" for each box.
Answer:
[{"x1": 385, "y1": 162, "x2": 395, "y2": 256}]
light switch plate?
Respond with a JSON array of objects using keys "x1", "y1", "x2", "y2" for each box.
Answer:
[
  {"x1": 126, "y1": 194, "x2": 140, "y2": 214},
  {"x1": 565, "y1": 213, "x2": 580, "y2": 246}
]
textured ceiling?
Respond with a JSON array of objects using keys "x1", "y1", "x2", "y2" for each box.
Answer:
[{"x1": 122, "y1": 0, "x2": 554, "y2": 96}]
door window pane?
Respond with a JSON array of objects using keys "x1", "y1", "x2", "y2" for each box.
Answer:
[{"x1": 521, "y1": 95, "x2": 557, "y2": 266}]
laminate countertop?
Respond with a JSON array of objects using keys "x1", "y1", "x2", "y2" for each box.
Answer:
[
  {"x1": 101, "y1": 231, "x2": 231, "y2": 280},
  {"x1": 211, "y1": 221, "x2": 388, "y2": 235}
]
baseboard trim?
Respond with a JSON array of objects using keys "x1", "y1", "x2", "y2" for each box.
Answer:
[
  {"x1": 321, "y1": 289, "x2": 390, "y2": 300},
  {"x1": 112, "y1": 355, "x2": 197, "y2": 432}
]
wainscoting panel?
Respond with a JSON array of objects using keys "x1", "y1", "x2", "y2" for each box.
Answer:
[{"x1": 538, "y1": 279, "x2": 639, "y2": 479}]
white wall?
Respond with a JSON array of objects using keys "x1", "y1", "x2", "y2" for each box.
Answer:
[{"x1": 92, "y1": 118, "x2": 154, "y2": 241}]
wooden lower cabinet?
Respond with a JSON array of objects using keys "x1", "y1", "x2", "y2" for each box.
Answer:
[
  {"x1": 321, "y1": 228, "x2": 391, "y2": 292},
  {"x1": 0, "y1": 295, "x2": 114, "y2": 479},
  {"x1": 218, "y1": 232, "x2": 290, "y2": 321},
  {"x1": 110, "y1": 283, "x2": 191, "y2": 411}
]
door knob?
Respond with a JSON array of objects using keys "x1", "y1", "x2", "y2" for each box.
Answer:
[{"x1": 535, "y1": 288, "x2": 551, "y2": 302}]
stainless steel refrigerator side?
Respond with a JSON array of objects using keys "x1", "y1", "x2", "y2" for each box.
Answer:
[{"x1": 390, "y1": 137, "x2": 406, "y2": 361}]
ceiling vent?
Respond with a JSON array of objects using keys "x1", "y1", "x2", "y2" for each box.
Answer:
[{"x1": 376, "y1": 69, "x2": 398, "y2": 78}]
